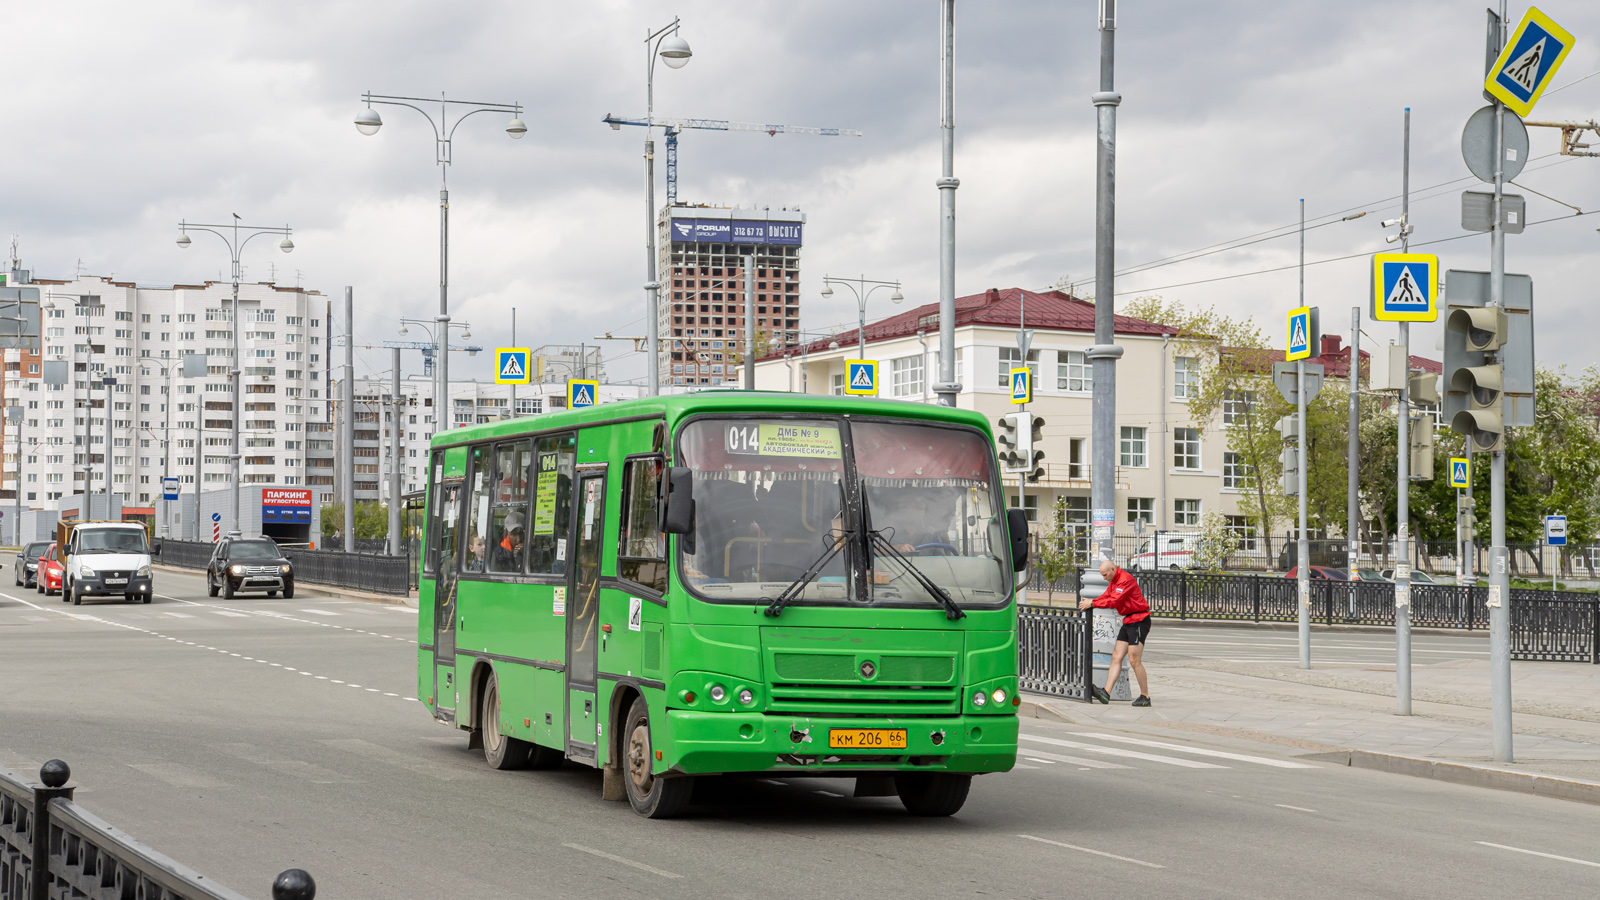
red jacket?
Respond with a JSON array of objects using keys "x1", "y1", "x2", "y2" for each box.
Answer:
[{"x1": 1092, "y1": 568, "x2": 1151, "y2": 624}]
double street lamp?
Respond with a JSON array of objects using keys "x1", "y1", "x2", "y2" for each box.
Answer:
[
  {"x1": 820, "y1": 275, "x2": 903, "y2": 360},
  {"x1": 355, "y1": 91, "x2": 524, "y2": 431},
  {"x1": 397, "y1": 317, "x2": 475, "y2": 430},
  {"x1": 639, "y1": 18, "x2": 693, "y2": 396},
  {"x1": 176, "y1": 218, "x2": 294, "y2": 536}
]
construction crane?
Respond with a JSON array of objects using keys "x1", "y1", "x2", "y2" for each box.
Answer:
[
  {"x1": 379, "y1": 340, "x2": 482, "y2": 377},
  {"x1": 603, "y1": 114, "x2": 861, "y2": 204}
]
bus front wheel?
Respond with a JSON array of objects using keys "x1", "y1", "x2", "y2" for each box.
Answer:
[
  {"x1": 623, "y1": 696, "x2": 692, "y2": 818},
  {"x1": 481, "y1": 671, "x2": 532, "y2": 770},
  {"x1": 894, "y1": 773, "x2": 971, "y2": 816}
]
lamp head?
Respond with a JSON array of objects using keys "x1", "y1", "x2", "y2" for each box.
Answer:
[
  {"x1": 828, "y1": 340, "x2": 839, "y2": 350},
  {"x1": 279, "y1": 237, "x2": 294, "y2": 253},
  {"x1": 659, "y1": 33, "x2": 692, "y2": 68},
  {"x1": 506, "y1": 117, "x2": 527, "y2": 139},
  {"x1": 355, "y1": 107, "x2": 383, "y2": 136},
  {"x1": 820, "y1": 284, "x2": 833, "y2": 299},
  {"x1": 398, "y1": 323, "x2": 409, "y2": 336},
  {"x1": 461, "y1": 327, "x2": 472, "y2": 339},
  {"x1": 176, "y1": 234, "x2": 191, "y2": 249},
  {"x1": 891, "y1": 287, "x2": 904, "y2": 303}
]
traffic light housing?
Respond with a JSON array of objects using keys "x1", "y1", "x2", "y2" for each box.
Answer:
[
  {"x1": 1275, "y1": 415, "x2": 1298, "y2": 442},
  {"x1": 1024, "y1": 414, "x2": 1046, "y2": 482},
  {"x1": 1409, "y1": 417, "x2": 1435, "y2": 480},
  {"x1": 1445, "y1": 305, "x2": 1508, "y2": 452},
  {"x1": 995, "y1": 412, "x2": 1029, "y2": 470}
]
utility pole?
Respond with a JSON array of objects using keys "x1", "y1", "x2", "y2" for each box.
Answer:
[
  {"x1": 933, "y1": 0, "x2": 960, "y2": 407},
  {"x1": 341, "y1": 287, "x2": 354, "y2": 553},
  {"x1": 1347, "y1": 307, "x2": 1360, "y2": 577},
  {"x1": 744, "y1": 253, "x2": 756, "y2": 390},
  {"x1": 1296, "y1": 199, "x2": 1310, "y2": 670},
  {"x1": 1487, "y1": 0, "x2": 1513, "y2": 762},
  {"x1": 390, "y1": 347, "x2": 402, "y2": 557},
  {"x1": 510, "y1": 307, "x2": 516, "y2": 417},
  {"x1": 195, "y1": 384, "x2": 203, "y2": 541},
  {"x1": 1394, "y1": 109, "x2": 1414, "y2": 715},
  {"x1": 1089, "y1": 0, "x2": 1123, "y2": 567}
]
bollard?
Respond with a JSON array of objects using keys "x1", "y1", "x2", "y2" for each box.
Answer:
[
  {"x1": 273, "y1": 868, "x2": 317, "y2": 900},
  {"x1": 32, "y1": 760, "x2": 74, "y2": 900}
]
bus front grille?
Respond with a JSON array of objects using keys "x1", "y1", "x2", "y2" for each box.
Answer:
[{"x1": 768, "y1": 683, "x2": 960, "y2": 715}]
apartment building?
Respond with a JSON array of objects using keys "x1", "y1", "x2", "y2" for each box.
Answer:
[{"x1": 0, "y1": 273, "x2": 330, "y2": 515}]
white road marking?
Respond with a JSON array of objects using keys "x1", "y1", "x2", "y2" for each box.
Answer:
[
  {"x1": 562, "y1": 843, "x2": 682, "y2": 879},
  {"x1": 1276, "y1": 804, "x2": 1318, "y2": 813},
  {"x1": 1018, "y1": 834, "x2": 1164, "y2": 869},
  {"x1": 1477, "y1": 841, "x2": 1600, "y2": 869},
  {"x1": 1069, "y1": 732, "x2": 1318, "y2": 769},
  {"x1": 1016, "y1": 748, "x2": 1130, "y2": 769},
  {"x1": 813, "y1": 789, "x2": 843, "y2": 797},
  {"x1": 164, "y1": 612, "x2": 196, "y2": 618},
  {"x1": 212, "y1": 611, "x2": 249, "y2": 618},
  {"x1": 1024, "y1": 757, "x2": 1057, "y2": 765},
  {"x1": 300, "y1": 609, "x2": 340, "y2": 616},
  {"x1": 1019, "y1": 734, "x2": 1226, "y2": 769},
  {"x1": 1014, "y1": 763, "x2": 1040, "y2": 770}
]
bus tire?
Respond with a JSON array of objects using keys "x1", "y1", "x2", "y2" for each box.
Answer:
[
  {"x1": 894, "y1": 773, "x2": 971, "y2": 817},
  {"x1": 481, "y1": 671, "x2": 531, "y2": 771},
  {"x1": 623, "y1": 696, "x2": 692, "y2": 818}
]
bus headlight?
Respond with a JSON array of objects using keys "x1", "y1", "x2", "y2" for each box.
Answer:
[
  {"x1": 991, "y1": 688, "x2": 1007, "y2": 705},
  {"x1": 709, "y1": 684, "x2": 727, "y2": 703},
  {"x1": 737, "y1": 688, "x2": 754, "y2": 705},
  {"x1": 971, "y1": 690, "x2": 987, "y2": 708}
]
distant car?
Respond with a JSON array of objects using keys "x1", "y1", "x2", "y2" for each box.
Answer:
[
  {"x1": 14, "y1": 541, "x2": 51, "y2": 588},
  {"x1": 1129, "y1": 532, "x2": 1204, "y2": 571},
  {"x1": 1354, "y1": 567, "x2": 1389, "y2": 582},
  {"x1": 1285, "y1": 566, "x2": 1348, "y2": 581},
  {"x1": 1381, "y1": 568, "x2": 1436, "y2": 584},
  {"x1": 36, "y1": 543, "x2": 64, "y2": 596},
  {"x1": 206, "y1": 537, "x2": 295, "y2": 599}
]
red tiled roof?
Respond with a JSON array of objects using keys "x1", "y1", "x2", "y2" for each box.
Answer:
[
  {"x1": 781, "y1": 287, "x2": 1178, "y2": 356},
  {"x1": 1237, "y1": 333, "x2": 1439, "y2": 380}
]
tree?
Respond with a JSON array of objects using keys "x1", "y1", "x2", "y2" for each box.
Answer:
[
  {"x1": 1032, "y1": 496, "x2": 1080, "y2": 599},
  {"x1": 319, "y1": 501, "x2": 391, "y2": 540},
  {"x1": 1190, "y1": 510, "x2": 1235, "y2": 573}
]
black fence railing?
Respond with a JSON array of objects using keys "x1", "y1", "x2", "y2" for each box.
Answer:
[
  {"x1": 153, "y1": 538, "x2": 215, "y2": 570},
  {"x1": 155, "y1": 539, "x2": 413, "y2": 596},
  {"x1": 1018, "y1": 604, "x2": 1093, "y2": 701},
  {"x1": 0, "y1": 759, "x2": 314, "y2": 900},
  {"x1": 1129, "y1": 570, "x2": 1599, "y2": 664}
]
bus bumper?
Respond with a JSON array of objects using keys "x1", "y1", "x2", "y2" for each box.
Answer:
[{"x1": 663, "y1": 710, "x2": 1018, "y2": 776}]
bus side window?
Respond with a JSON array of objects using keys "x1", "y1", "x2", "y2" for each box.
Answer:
[
  {"x1": 619, "y1": 456, "x2": 667, "y2": 593},
  {"x1": 424, "y1": 451, "x2": 444, "y2": 575},
  {"x1": 488, "y1": 440, "x2": 532, "y2": 574},
  {"x1": 528, "y1": 432, "x2": 577, "y2": 575},
  {"x1": 462, "y1": 445, "x2": 492, "y2": 574}
]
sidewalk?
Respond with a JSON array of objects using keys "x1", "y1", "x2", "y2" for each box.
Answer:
[{"x1": 1024, "y1": 653, "x2": 1600, "y2": 801}]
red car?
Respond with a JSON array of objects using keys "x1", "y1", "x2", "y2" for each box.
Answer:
[
  {"x1": 1284, "y1": 565, "x2": 1347, "y2": 581},
  {"x1": 35, "y1": 542, "x2": 64, "y2": 596}
]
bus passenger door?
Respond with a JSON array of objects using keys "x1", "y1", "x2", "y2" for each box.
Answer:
[
  {"x1": 566, "y1": 469, "x2": 606, "y2": 762},
  {"x1": 434, "y1": 481, "x2": 463, "y2": 718}
]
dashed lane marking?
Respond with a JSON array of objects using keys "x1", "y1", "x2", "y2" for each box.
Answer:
[
  {"x1": 1067, "y1": 732, "x2": 1318, "y2": 769},
  {"x1": 1276, "y1": 804, "x2": 1318, "y2": 813},
  {"x1": 1014, "y1": 748, "x2": 1130, "y2": 769},
  {"x1": 562, "y1": 844, "x2": 682, "y2": 879},
  {"x1": 1018, "y1": 834, "x2": 1164, "y2": 869},
  {"x1": 155, "y1": 595, "x2": 418, "y2": 645},
  {"x1": 1019, "y1": 734, "x2": 1227, "y2": 769},
  {"x1": 1476, "y1": 842, "x2": 1600, "y2": 869}
]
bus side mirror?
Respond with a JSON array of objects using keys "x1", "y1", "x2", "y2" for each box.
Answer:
[
  {"x1": 663, "y1": 467, "x2": 695, "y2": 535},
  {"x1": 1006, "y1": 508, "x2": 1029, "y2": 572}
]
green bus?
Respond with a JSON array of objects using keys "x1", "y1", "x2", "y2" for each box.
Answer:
[{"x1": 417, "y1": 392, "x2": 1029, "y2": 817}]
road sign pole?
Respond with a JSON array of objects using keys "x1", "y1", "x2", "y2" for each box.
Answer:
[
  {"x1": 1296, "y1": 199, "x2": 1310, "y2": 671},
  {"x1": 1089, "y1": 0, "x2": 1122, "y2": 570},
  {"x1": 1488, "y1": 0, "x2": 1513, "y2": 764},
  {"x1": 1348, "y1": 306, "x2": 1360, "y2": 579},
  {"x1": 1396, "y1": 107, "x2": 1413, "y2": 716}
]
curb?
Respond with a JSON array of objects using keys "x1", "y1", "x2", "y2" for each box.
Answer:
[
  {"x1": 151, "y1": 563, "x2": 417, "y2": 608},
  {"x1": 1305, "y1": 749, "x2": 1600, "y2": 806},
  {"x1": 1145, "y1": 616, "x2": 1490, "y2": 639}
]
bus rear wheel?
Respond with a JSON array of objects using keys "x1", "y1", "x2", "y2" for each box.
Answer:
[
  {"x1": 481, "y1": 671, "x2": 531, "y2": 770},
  {"x1": 894, "y1": 773, "x2": 971, "y2": 816},
  {"x1": 623, "y1": 696, "x2": 692, "y2": 818}
]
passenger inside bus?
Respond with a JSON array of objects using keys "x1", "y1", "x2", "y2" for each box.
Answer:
[{"x1": 493, "y1": 511, "x2": 525, "y2": 571}]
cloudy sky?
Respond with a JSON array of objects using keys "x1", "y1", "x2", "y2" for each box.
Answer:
[{"x1": 6, "y1": 1, "x2": 1598, "y2": 383}]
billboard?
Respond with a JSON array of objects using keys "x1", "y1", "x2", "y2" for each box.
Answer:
[
  {"x1": 670, "y1": 217, "x2": 803, "y2": 246},
  {"x1": 262, "y1": 487, "x2": 313, "y2": 523}
]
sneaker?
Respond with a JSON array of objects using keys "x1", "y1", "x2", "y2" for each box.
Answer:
[
  {"x1": 1132, "y1": 695, "x2": 1152, "y2": 707},
  {"x1": 1090, "y1": 684, "x2": 1111, "y2": 704}
]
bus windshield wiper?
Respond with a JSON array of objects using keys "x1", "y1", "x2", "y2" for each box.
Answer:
[
  {"x1": 860, "y1": 492, "x2": 965, "y2": 621},
  {"x1": 762, "y1": 536, "x2": 845, "y2": 618}
]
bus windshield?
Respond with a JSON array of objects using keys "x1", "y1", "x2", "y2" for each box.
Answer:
[{"x1": 676, "y1": 417, "x2": 1009, "y2": 609}]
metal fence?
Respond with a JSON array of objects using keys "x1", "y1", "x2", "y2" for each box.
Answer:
[
  {"x1": 0, "y1": 759, "x2": 314, "y2": 900},
  {"x1": 1017, "y1": 604, "x2": 1093, "y2": 701},
  {"x1": 1130, "y1": 570, "x2": 1599, "y2": 664},
  {"x1": 155, "y1": 539, "x2": 413, "y2": 596}
]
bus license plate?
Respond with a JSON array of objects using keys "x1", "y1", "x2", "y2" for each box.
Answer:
[{"x1": 828, "y1": 728, "x2": 907, "y2": 750}]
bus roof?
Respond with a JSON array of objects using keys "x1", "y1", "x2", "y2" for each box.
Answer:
[{"x1": 429, "y1": 391, "x2": 993, "y2": 450}]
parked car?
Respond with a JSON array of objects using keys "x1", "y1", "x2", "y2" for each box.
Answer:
[
  {"x1": 1381, "y1": 568, "x2": 1436, "y2": 584},
  {"x1": 36, "y1": 543, "x2": 64, "y2": 596},
  {"x1": 1284, "y1": 566, "x2": 1348, "y2": 581},
  {"x1": 206, "y1": 537, "x2": 295, "y2": 599},
  {"x1": 1353, "y1": 567, "x2": 1389, "y2": 582},
  {"x1": 14, "y1": 541, "x2": 52, "y2": 588},
  {"x1": 1129, "y1": 532, "x2": 1204, "y2": 571}
]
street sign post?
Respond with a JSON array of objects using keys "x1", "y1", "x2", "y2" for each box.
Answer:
[
  {"x1": 1285, "y1": 306, "x2": 1315, "y2": 361},
  {"x1": 1461, "y1": 105, "x2": 1530, "y2": 183},
  {"x1": 1271, "y1": 361, "x2": 1324, "y2": 405},
  {"x1": 1485, "y1": 7, "x2": 1575, "y2": 118},
  {"x1": 844, "y1": 360, "x2": 878, "y2": 396},
  {"x1": 162, "y1": 477, "x2": 180, "y2": 501},
  {"x1": 1449, "y1": 457, "x2": 1471, "y2": 489},
  {"x1": 1371, "y1": 253, "x2": 1439, "y2": 322},
  {"x1": 211, "y1": 511, "x2": 222, "y2": 543},
  {"x1": 494, "y1": 348, "x2": 531, "y2": 385},
  {"x1": 566, "y1": 379, "x2": 598, "y2": 409},
  {"x1": 1546, "y1": 515, "x2": 1567, "y2": 546},
  {"x1": 1009, "y1": 367, "x2": 1031, "y2": 404},
  {"x1": 1462, "y1": 190, "x2": 1525, "y2": 233}
]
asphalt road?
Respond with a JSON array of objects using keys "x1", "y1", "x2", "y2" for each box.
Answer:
[{"x1": 2, "y1": 567, "x2": 1597, "y2": 900}]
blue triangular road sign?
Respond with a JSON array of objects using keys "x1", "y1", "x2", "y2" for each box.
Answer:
[{"x1": 499, "y1": 353, "x2": 525, "y2": 380}]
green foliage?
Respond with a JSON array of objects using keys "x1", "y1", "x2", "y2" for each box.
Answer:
[
  {"x1": 1032, "y1": 496, "x2": 1079, "y2": 591},
  {"x1": 1190, "y1": 511, "x2": 1236, "y2": 573},
  {"x1": 319, "y1": 501, "x2": 391, "y2": 540}
]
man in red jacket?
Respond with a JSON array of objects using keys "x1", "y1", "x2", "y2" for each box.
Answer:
[{"x1": 1078, "y1": 559, "x2": 1153, "y2": 706}]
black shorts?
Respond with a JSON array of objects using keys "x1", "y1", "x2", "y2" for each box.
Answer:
[{"x1": 1115, "y1": 617, "x2": 1152, "y2": 646}]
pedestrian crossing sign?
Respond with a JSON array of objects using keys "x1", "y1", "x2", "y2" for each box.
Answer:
[
  {"x1": 1371, "y1": 253, "x2": 1438, "y2": 322},
  {"x1": 495, "y1": 347, "x2": 532, "y2": 385},
  {"x1": 1286, "y1": 306, "x2": 1313, "y2": 361},
  {"x1": 1009, "y1": 367, "x2": 1031, "y2": 404},
  {"x1": 1485, "y1": 7, "x2": 1575, "y2": 118},
  {"x1": 1449, "y1": 457, "x2": 1470, "y2": 489},
  {"x1": 567, "y1": 379, "x2": 598, "y2": 409},
  {"x1": 845, "y1": 359, "x2": 878, "y2": 396}
]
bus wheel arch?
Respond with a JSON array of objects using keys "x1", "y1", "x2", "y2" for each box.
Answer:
[
  {"x1": 466, "y1": 659, "x2": 496, "y2": 740},
  {"x1": 603, "y1": 685, "x2": 642, "y2": 801}
]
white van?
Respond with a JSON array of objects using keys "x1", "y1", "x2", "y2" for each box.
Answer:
[
  {"x1": 61, "y1": 521, "x2": 154, "y2": 605},
  {"x1": 1128, "y1": 532, "x2": 1205, "y2": 571}
]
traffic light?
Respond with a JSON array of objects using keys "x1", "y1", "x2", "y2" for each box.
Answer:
[
  {"x1": 1277, "y1": 414, "x2": 1300, "y2": 496},
  {"x1": 1023, "y1": 414, "x2": 1046, "y2": 483},
  {"x1": 1409, "y1": 417, "x2": 1435, "y2": 480},
  {"x1": 1445, "y1": 305, "x2": 1509, "y2": 452},
  {"x1": 1409, "y1": 372, "x2": 1440, "y2": 405},
  {"x1": 995, "y1": 412, "x2": 1027, "y2": 470},
  {"x1": 1458, "y1": 493, "x2": 1477, "y2": 544},
  {"x1": 1275, "y1": 415, "x2": 1298, "y2": 442}
]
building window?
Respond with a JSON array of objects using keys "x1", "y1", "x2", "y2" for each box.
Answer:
[
  {"x1": 890, "y1": 355, "x2": 924, "y2": 398},
  {"x1": 831, "y1": 373, "x2": 846, "y2": 396},
  {"x1": 1223, "y1": 451, "x2": 1252, "y2": 490},
  {"x1": 1068, "y1": 438, "x2": 1087, "y2": 479},
  {"x1": 1007, "y1": 492, "x2": 1038, "y2": 523},
  {"x1": 1225, "y1": 515, "x2": 1259, "y2": 551},
  {"x1": 1119, "y1": 426, "x2": 1147, "y2": 468},
  {"x1": 1173, "y1": 356, "x2": 1200, "y2": 400},
  {"x1": 998, "y1": 347, "x2": 1039, "y2": 387},
  {"x1": 1127, "y1": 497, "x2": 1154, "y2": 525},
  {"x1": 1222, "y1": 390, "x2": 1255, "y2": 427},
  {"x1": 1173, "y1": 427, "x2": 1201, "y2": 469},
  {"x1": 1174, "y1": 499, "x2": 1200, "y2": 527},
  {"x1": 1057, "y1": 350, "x2": 1091, "y2": 393}
]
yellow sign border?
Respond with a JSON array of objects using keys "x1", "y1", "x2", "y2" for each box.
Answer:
[
  {"x1": 1449, "y1": 456, "x2": 1471, "y2": 489},
  {"x1": 494, "y1": 347, "x2": 532, "y2": 385},
  {"x1": 844, "y1": 359, "x2": 878, "y2": 396},
  {"x1": 1371, "y1": 253, "x2": 1439, "y2": 323},
  {"x1": 1009, "y1": 366, "x2": 1031, "y2": 405},
  {"x1": 1484, "y1": 6, "x2": 1576, "y2": 119},
  {"x1": 566, "y1": 379, "x2": 599, "y2": 408},
  {"x1": 1286, "y1": 306, "x2": 1313, "y2": 361}
]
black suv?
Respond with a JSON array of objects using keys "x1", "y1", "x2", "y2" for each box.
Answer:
[
  {"x1": 14, "y1": 541, "x2": 51, "y2": 588},
  {"x1": 206, "y1": 538, "x2": 295, "y2": 599}
]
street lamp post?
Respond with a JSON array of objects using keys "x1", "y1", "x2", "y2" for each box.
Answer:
[
  {"x1": 641, "y1": 18, "x2": 694, "y2": 396},
  {"x1": 398, "y1": 317, "x2": 473, "y2": 434},
  {"x1": 355, "y1": 92, "x2": 524, "y2": 442},
  {"x1": 820, "y1": 275, "x2": 904, "y2": 361},
  {"x1": 176, "y1": 218, "x2": 294, "y2": 536}
]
